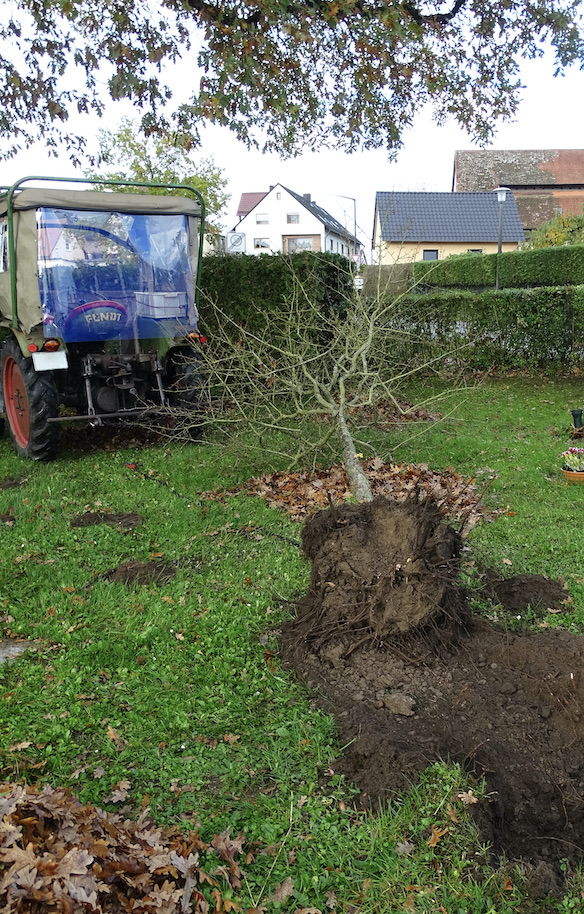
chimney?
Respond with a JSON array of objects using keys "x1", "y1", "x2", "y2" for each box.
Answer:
[
  {"x1": 303, "y1": 193, "x2": 311, "y2": 203},
  {"x1": 269, "y1": 185, "x2": 274, "y2": 191}
]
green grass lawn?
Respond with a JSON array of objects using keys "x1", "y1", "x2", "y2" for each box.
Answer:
[{"x1": 1, "y1": 374, "x2": 584, "y2": 912}]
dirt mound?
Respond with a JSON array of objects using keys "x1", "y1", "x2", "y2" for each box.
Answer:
[
  {"x1": 281, "y1": 497, "x2": 584, "y2": 877},
  {"x1": 0, "y1": 477, "x2": 26, "y2": 491},
  {"x1": 482, "y1": 569, "x2": 569, "y2": 613}
]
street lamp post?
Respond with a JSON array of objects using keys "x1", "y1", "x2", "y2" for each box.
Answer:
[
  {"x1": 336, "y1": 194, "x2": 358, "y2": 260},
  {"x1": 495, "y1": 186, "x2": 509, "y2": 292}
]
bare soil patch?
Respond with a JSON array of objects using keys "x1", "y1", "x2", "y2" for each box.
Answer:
[
  {"x1": 100, "y1": 559, "x2": 178, "y2": 586},
  {"x1": 89, "y1": 555, "x2": 206, "y2": 587},
  {"x1": 0, "y1": 477, "x2": 26, "y2": 490},
  {"x1": 71, "y1": 512, "x2": 143, "y2": 530},
  {"x1": 281, "y1": 497, "x2": 584, "y2": 878}
]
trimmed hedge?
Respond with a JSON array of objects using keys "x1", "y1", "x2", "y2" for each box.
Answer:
[
  {"x1": 413, "y1": 253, "x2": 495, "y2": 289},
  {"x1": 397, "y1": 284, "x2": 584, "y2": 369},
  {"x1": 360, "y1": 263, "x2": 413, "y2": 297},
  {"x1": 196, "y1": 253, "x2": 584, "y2": 371},
  {"x1": 199, "y1": 252, "x2": 353, "y2": 332},
  {"x1": 412, "y1": 244, "x2": 584, "y2": 290}
]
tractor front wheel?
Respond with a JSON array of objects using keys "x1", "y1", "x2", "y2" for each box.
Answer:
[{"x1": 0, "y1": 339, "x2": 59, "y2": 460}]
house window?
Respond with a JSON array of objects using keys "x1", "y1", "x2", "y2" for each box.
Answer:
[
  {"x1": 329, "y1": 240, "x2": 333, "y2": 251},
  {"x1": 423, "y1": 249, "x2": 439, "y2": 261},
  {"x1": 287, "y1": 214, "x2": 299, "y2": 224},
  {"x1": 288, "y1": 237, "x2": 313, "y2": 252},
  {"x1": 254, "y1": 238, "x2": 270, "y2": 249},
  {"x1": 276, "y1": 192, "x2": 281, "y2": 200},
  {"x1": 467, "y1": 248, "x2": 483, "y2": 254},
  {"x1": 256, "y1": 213, "x2": 268, "y2": 224}
]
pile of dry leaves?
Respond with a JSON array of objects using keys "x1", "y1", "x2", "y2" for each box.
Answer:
[
  {"x1": 0, "y1": 783, "x2": 244, "y2": 913},
  {"x1": 206, "y1": 458, "x2": 499, "y2": 535}
]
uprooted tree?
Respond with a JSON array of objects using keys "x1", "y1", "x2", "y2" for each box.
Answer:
[
  {"x1": 2, "y1": 1, "x2": 584, "y2": 159},
  {"x1": 195, "y1": 260, "x2": 463, "y2": 501}
]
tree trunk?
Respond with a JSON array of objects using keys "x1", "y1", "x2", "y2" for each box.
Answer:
[{"x1": 336, "y1": 409, "x2": 373, "y2": 502}]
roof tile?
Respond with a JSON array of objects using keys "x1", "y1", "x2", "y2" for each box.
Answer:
[{"x1": 375, "y1": 191, "x2": 525, "y2": 243}]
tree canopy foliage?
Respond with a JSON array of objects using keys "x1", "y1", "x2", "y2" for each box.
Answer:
[
  {"x1": 528, "y1": 206, "x2": 584, "y2": 249},
  {"x1": 85, "y1": 117, "x2": 229, "y2": 234},
  {"x1": 2, "y1": 0, "x2": 583, "y2": 158}
]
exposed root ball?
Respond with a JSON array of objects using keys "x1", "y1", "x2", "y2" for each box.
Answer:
[{"x1": 297, "y1": 495, "x2": 465, "y2": 646}]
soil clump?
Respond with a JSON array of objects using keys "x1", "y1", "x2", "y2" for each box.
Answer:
[{"x1": 281, "y1": 496, "x2": 584, "y2": 877}]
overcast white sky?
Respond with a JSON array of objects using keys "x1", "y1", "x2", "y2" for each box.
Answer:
[{"x1": 1, "y1": 47, "x2": 583, "y2": 258}]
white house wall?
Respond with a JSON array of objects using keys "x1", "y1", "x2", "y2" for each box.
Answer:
[{"x1": 236, "y1": 187, "x2": 352, "y2": 256}]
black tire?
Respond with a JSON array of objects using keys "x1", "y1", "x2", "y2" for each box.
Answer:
[
  {"x1": 0, "y1": 338, "x2": 59, "y2": 460},
  {"x1": 166, "y1": 349, "x2": 207, "y2": 440}
]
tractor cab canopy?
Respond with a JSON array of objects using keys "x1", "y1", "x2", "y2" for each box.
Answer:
[{"x1": 0, "y1": 184, "x2": 204, "y2": 342}]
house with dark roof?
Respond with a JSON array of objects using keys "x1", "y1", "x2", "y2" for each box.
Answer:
[
  {"x1": 232, "y1": 184, "x2": 363, "y2": 260},
  {"x1": 453, "y1": 150, "x2": 584, "y2": 234},
  {"x1": 373, "y1": 191, "x2": 524, "y2": 265}
]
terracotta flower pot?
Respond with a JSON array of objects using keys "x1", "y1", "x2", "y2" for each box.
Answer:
[{"x1": 562, "y1": 468, "x2": 584, "y2": 484}]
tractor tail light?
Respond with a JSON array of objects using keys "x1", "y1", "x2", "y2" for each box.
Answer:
[
  {"x1": 27, "y1": 343, "x2": 38, "y2": 352},
  {"x1": 43, "y1": 339, "x2": 60, "y2": 352}
]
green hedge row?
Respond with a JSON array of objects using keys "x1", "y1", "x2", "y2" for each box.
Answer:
[
  {"x1": 398, "y1": 284, "x2": 584, "y2": 369},
  {"x1": 196, "y1": 253, "x2": 584, "y2": 370},
  {"x1": 412, "y1": 244, "x2": 584, "y2": 290},
  {"x1": 199, "y1": 252, "x2": 353, "y2": 331}
]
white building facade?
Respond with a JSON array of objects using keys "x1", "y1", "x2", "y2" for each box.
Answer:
[{"x1": 232, "y1": 184, "x2": 362, "y2": 259}]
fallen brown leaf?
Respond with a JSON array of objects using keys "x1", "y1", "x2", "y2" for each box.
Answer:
[
  {"x1": 0, "y1": 783, "x2": 246, "y2": 913},
  {"x1": 457, "y1": 789, "x2": 479, "y2": 805},
  {"x1": 269, "y1": 876, "x2": 295, "y2": 904},
  {"x1": 105, "y1": 779, "x2": 131, "y2": 804},
  {"x1": 427, "y1": 825, "x2": 448, "y2": 847},
  {"x1": 445, "y1": 803, "x2": 459, "y2": 823}
]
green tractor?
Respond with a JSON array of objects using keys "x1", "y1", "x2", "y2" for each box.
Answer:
[{"x1": 0, "y1": 176, "x2": 207, "y2": 459}]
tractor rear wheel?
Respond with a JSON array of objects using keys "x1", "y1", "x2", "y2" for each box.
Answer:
[{"x1": 1, "y1": 338, "x2": 59, "y2": 460}]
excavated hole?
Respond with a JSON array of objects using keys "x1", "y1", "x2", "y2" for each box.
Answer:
[{"x1": 281, "y1": 496, "x2": 584, "y2": 888}]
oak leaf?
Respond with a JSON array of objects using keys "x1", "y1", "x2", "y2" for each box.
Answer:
[
  {"x1": 269, "y1": 876, "x2": 295, "y2": 904},
  {"x1": 427, "y1": 825, "x2": 448, "y2": 847},
  {"x1": 105, "y1": 779, "x2": 131, "y2": 803},
  {"x1": 457, "y1": 789, "x2": 478, "y2": 805}
]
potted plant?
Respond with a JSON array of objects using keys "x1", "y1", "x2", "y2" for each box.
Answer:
[{"x1": 561, "y1": 446, "x2": 584, "y2": 483}]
